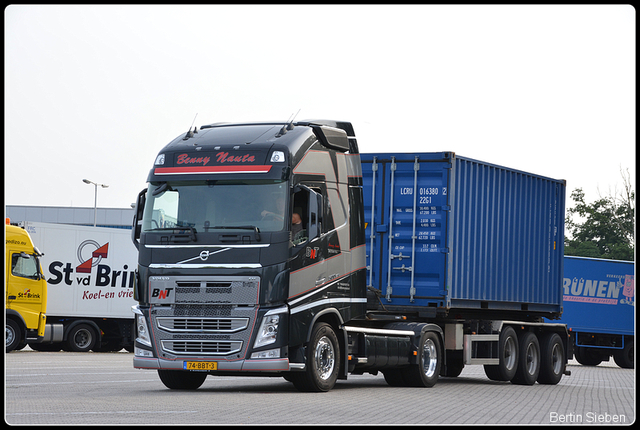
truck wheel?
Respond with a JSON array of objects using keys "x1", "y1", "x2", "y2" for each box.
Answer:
[
  {"x1": 382, "y1": 369, "x2": 406, "y2": 386},
  {"x1": 537, "y1": 333, "x2": 565, "y2": 384},
  {"x1": 613, "y1": 341, "x2": 634, "y2": 369},
  {"x1": 484, "y1": 326, "x2": 518, "y2": 381},
  {"x1": 67, "y1": 324, "x2": 97, "y2": 352},
  {"x1": 6, "y1": 319, "x2": 22, "y2": 353},
  {"x1": 158, "y1": 370, "x2": 207, "y2": 390},
  {"x1": 443, "y1": 352, "x2": 464, "y2": 377},
  {"x1": 29, "y1": 342, "x2": 63, "y2": 352},
  {"x1": 574, "y1": 346, "x2": 603, "y2": 366},
  {"x1": 512, "y1": 331, "x2": 540, "y2": 385},
  {"x1": 292, "y1": 323, "x2": 340, "y2": 392},
  {"x1": 403, "y1": 331, "x2": 441, "y2": 387}
]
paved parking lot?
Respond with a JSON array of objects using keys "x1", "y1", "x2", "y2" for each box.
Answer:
[{"x1": 4, "y1": 349, "x2": 635, "y2": 425}]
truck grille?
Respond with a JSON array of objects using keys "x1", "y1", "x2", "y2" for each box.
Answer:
[
  {"x1": 149, "y1": 275, "x2": 259, "y2": 360},
  {"x1": 161, "y1": 340, "x2": 243, "y2": 355},
  {"x1": 156, "y1": 317, "x2": 249, "y2": 333}
]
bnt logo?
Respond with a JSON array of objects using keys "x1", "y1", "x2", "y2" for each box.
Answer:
[
  {"x1": 306, "y1": 247, "x2": 320, "y2": 259},
  {"x1": 76, "y1": 240, "x2": 109, "y2": 273}
]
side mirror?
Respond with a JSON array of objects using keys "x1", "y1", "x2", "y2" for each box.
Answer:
[{"x1": 131, "y1": 188, "x2": 147, "y2": 250}]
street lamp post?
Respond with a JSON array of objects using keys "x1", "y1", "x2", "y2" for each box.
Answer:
[{"x1": 82, "y1": 179, "x2": 109, "y2": 227}]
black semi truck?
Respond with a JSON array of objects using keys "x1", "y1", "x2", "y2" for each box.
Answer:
[{"x1": 131, "y1": 120, "x2": 570, "y2": 391}]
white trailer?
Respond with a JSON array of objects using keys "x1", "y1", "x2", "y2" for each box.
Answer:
[{"x1": 22, "y1": 222, "x2": 138, "y2": 352}]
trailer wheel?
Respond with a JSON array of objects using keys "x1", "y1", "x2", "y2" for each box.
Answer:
[
  {"x1": 67, "y1": 324, "x2": 97, "y2": 352},
  {"x1": 292, "y1": 323, "x2": 340, "y2": 392},
  {"x1": 574, "y1": 346, "x2": 603, "y2": 366},
  {"x1": 537, "y1": 333, "x2": 565, "y2": 384},
  {"x1": 382, "y1": 369, "x2": 406, "y2": 386},
  {"x1": 6, "y1": 319, "x2": 22, "y2": 353},
  {"x1": 512, "y1": 331, "x2": 540, "y2": 385},
  {"x1": 443, "y1": 354, "x2": 464, "y2": 378},
  {"x1": 158, "y1": 370, "x2": 207, "y2": 390},
  {"x1": 484, "y1": 326, "x2": 518, "y2": 381},
  {"x1": 613, "y1": 340, "x2": 634, "y2": 369},
  {"x1": 29, "y1": 342, "x2": 63, "y2": 352},
  {"x1": 403, "y1": 331, "x2": 441, "y2": 387}
]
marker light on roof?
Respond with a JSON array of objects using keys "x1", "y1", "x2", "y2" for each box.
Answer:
[
  {"x1": 270, "y1": 151, "x2": 285, "y2": 163},
  {"x1": 154, "y1": 154, "x2": 165, "y2": 166}
]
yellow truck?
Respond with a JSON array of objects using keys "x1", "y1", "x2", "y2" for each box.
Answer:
[{"x1": 5, "y1": 220, "x2": 47, "y2": 352}]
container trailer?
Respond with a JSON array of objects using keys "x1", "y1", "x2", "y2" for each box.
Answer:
[
  {"x1": 21, "y1": 222, "x2": 138, "y2": 352},
  {"x1": 131, "y1": 120, "x2": 570, "y2": 391},
  {"x1": 555, "y1": 256, "x2": 634, "y2": 368}
]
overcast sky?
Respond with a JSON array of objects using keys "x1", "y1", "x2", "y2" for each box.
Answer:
[{"x1": 4, "y1": 5, "x2": 635, "y2": 211}]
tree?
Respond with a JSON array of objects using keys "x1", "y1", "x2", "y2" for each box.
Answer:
[{"x1": 564, "y1": 168, "x2": 635, "y2": 261}]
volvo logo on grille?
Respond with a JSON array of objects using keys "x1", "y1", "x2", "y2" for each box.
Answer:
[{"x1": 177, "y1": 247, "x2": 232, "y2": 264}]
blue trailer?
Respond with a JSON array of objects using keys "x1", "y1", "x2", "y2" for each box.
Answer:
[
  {"x1": 360, "y1": 152, "x2": 569, "y2": 384},
  {"x1": 361, "y1": 152, "x2": 565, "y2": 316},
  {"x1": 556, "y1": 256, "x2": 634, "y2": 368}
]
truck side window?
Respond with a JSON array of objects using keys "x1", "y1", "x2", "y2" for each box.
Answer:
[
  {"x1": 292, "y1": 189, "x2": 309, "y2": 245},
  {"x1": 11, "y1": 253, "x2": 40, "y2": 280}
]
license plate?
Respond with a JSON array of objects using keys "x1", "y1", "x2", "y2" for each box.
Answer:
[{"x1": 184, "y1": 361, "x2": 217, "y2": 371}]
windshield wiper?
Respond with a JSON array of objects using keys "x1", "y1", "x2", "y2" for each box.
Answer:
[
  {"x1": 207, "y1": 225, "x2": 261, "y2": 242},
  {"x1": 147, "y1": 226, "x2": 197, "y2": 242}
]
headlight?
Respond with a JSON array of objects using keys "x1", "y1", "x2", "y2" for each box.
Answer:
[
  {"x1": 136, "y1": 313, "x2": 152, "y2": 347},
  {"x1": 254, "y1": 314, "x2": 280, "y2": 348},
  {"x1": 253, "y1": 306, "x2": 287, "y2": 349}
]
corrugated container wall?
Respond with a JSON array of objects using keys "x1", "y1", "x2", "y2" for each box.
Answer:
[{"x1": 361, "y1": 152, "x2": 565, "y2": 319}]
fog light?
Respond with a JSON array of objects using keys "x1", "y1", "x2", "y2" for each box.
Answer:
[
  {"x1": 135, "y1": 347, "x2": 153, "y2": 357},
  {"x1": 251, "y1": 348, "x2": 280, "y2": 359}
]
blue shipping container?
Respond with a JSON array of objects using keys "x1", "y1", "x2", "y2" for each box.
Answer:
[
  {"x1": 558, "y1": 256, "x2": 634, "y2": 336},
  {"x1": 361, "y1": 152, "x2": 565, "y2": 317}
]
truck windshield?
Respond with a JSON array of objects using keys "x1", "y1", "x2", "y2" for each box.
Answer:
[
  {"x1": 11, "y1": 252, "x2": 41, "y2": 280},
  {"x1": 142, "y1": 180, "x2": 288, "y2": 233}
]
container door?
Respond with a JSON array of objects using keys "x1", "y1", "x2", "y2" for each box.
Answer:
[{"x1": 362, "y1": 153, "x2": 452, "y2": 308}]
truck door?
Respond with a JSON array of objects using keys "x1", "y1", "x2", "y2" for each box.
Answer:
[
  {"x1": 6, "y1": 248, "x2": 46, "y2": 331},
  {"x1": 289, "y1": 184, "x2": 326, "y2": 298}
]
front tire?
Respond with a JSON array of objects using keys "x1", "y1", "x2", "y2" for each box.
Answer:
[
  {"x1": 6, "y1": 319, "x2": 22, "y2": 352},
  {"x1": 292, "y1": 323, "x2": 340, "y2": 392},
  {"x1": 158, "y1": 370, "x2": 207, "y2": 390}
]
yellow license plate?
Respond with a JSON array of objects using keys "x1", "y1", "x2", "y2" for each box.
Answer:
[{"x1": 184, "y1": 361, "x2": 217, "y2": 371}]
